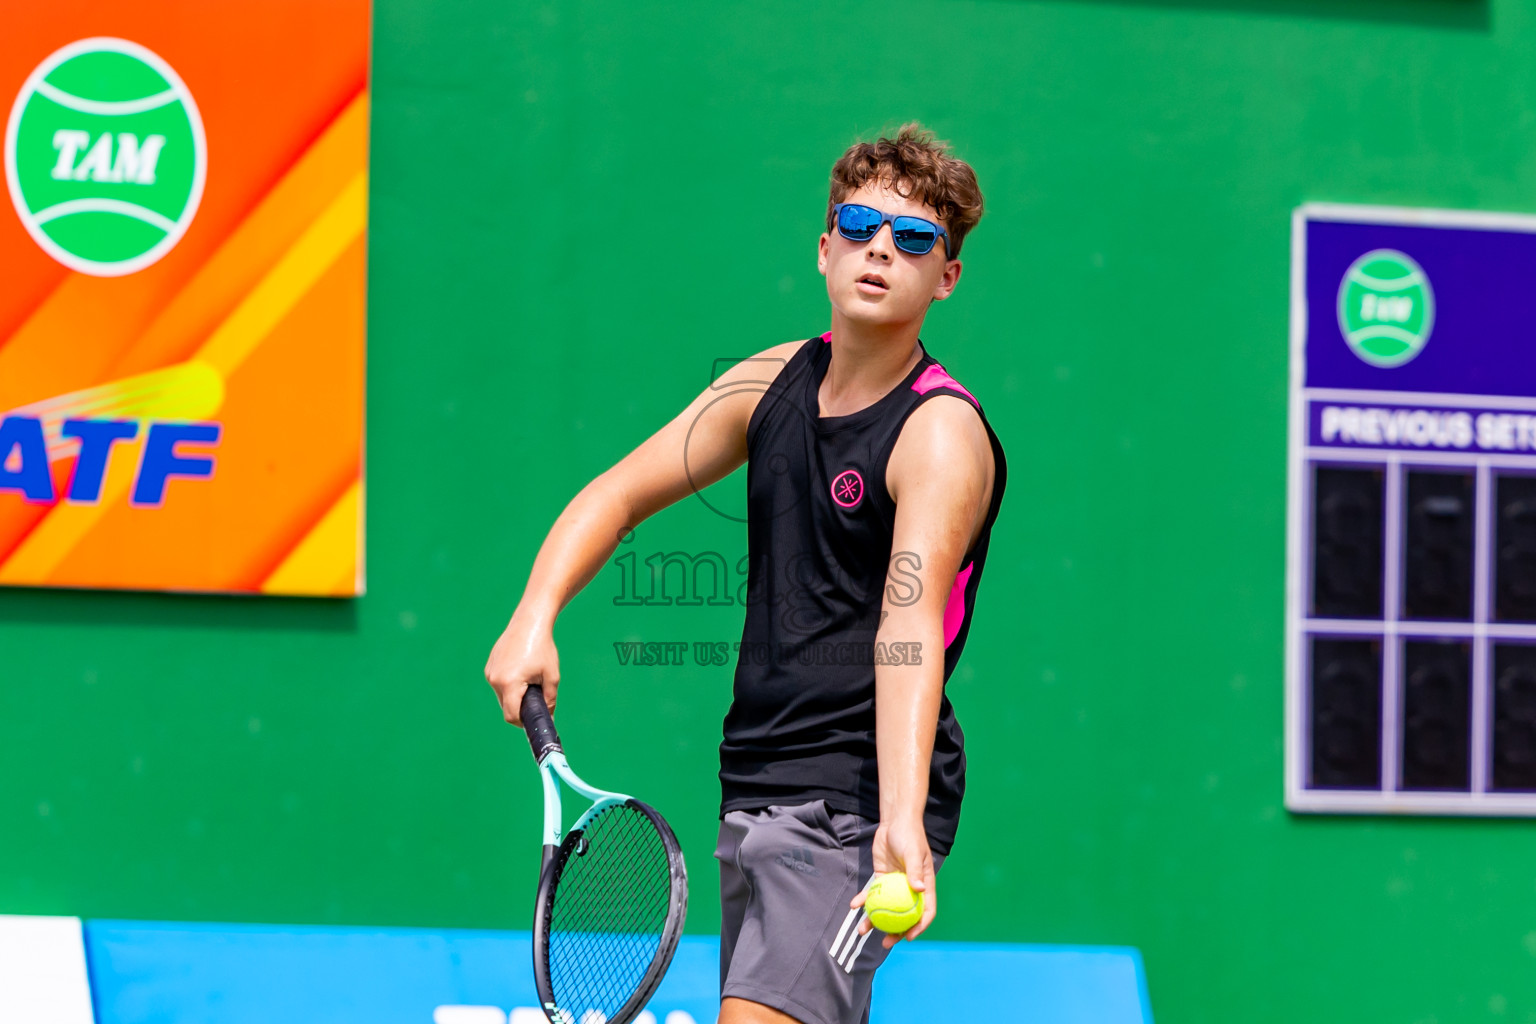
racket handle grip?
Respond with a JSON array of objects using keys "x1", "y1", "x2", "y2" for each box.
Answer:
[{"x1": 521, "y1": 685, "x2": 562, "y2": 762}]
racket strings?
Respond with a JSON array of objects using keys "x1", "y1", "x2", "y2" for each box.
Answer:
[
  {"x1": 547, "y1": 816, "x2": 670, "y2": 1017},
  {"x1": 546, "y1": 802, "x2": 675, "y2": 1022},
  {"x1": 552, "y1": 820, "x2": 666, "y2": 935},
  {"x1": 549, "y1": 819, "x2": 667, "y2": 978}
]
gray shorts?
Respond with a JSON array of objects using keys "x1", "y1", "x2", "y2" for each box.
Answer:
[{"x1": 715, "y1": 800, "x2": 945, "y2": 1024}]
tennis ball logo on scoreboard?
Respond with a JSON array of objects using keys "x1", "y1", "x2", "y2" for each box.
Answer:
[
  {"x1": 1336, "y1": 249, "x2": 1434, "y2": 368},
  {"x1": 4, "y1": 37, "x2": 206, "y2": 276}
]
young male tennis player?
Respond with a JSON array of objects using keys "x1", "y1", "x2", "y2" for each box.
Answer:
[{"x1": 486, "y1": 123, "x2": 1006, "y2": 1024}]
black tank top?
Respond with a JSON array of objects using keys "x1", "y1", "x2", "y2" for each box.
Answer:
[{"x1": 719, "y1": 333, "x2": 1008, "y2": 854}]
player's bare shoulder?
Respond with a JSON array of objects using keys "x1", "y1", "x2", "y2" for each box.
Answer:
[
  {"x1": 691, "y1": 339, "x2": 808, "y2": 440},
  {"x1": 886, "y1": 393, "x2": 995, "y2": 540}
]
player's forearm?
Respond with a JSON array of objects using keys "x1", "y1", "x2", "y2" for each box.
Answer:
[
  {"x1": 511, "y1": 472, "x2": 634, "y2": 626},
  {"x1": 873, "y1": 625, "x2": 944, "y2": 827}
]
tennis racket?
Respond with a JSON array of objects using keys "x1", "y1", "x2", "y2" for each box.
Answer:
[{"x1": 520, "y1": 685, "x2": 688, "y2": 1024}]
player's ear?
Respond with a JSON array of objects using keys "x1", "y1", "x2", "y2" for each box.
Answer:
[
  {"x1": 932, "y1": 258, "x2": 962, "y2": 301},
  {"x1": 818, "y1": 232, "x2": 830, "y2": 275}
]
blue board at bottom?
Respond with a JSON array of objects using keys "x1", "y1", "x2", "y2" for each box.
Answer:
[{"x1": 84, "y1": 920, "x2": 1152, "y2": 1024}]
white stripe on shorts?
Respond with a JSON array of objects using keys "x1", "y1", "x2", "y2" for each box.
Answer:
[
  {"x1": 841, "y1": 926, "x2": 874, "y2": 974},
  {"x1": 829, "y1": 873, "x2": 877, "y2": 973}
]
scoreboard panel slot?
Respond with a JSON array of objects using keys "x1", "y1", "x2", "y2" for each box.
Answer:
[
  {"x1": 1495, "y1": 474, "x2": 1536, "y2": 624},
  {"x1": 1311, "y1": 465, "x2": 1385, "y2": 620},
  {"x1": 1309, "y1": 636, "x2": 1383, "y2": 790},
  {"x1": 1492, "y1": 643, "x2": 1536, "y2": 792},
  {"x1": 1403, "y1": 471, "x2": 1475, "y2": 622},
  {"x1": 1400, "y1": 639, "x2": 1472, "y2": 791}
]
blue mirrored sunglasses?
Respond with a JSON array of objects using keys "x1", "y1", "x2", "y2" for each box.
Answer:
[{"x1": 833, "y1": 202, "x2": 951, "y2": 258}]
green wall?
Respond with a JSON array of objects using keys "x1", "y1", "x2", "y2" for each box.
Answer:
[{"x1": 4, "y1": 1, "x2": 1535, "y2": 1021}]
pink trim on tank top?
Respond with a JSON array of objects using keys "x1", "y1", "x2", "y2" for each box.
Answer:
[
  {"x1": 821, "y1": 331, "x2": 832, "y2": 342},
  {"x1": 912, "y1": 364, "x2": 978, "y2": 407},
  {"x1": 942, "y1": 561, "x2": 974, "y2": 648}
]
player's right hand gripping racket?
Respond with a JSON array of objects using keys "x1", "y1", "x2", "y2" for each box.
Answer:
[{"x1": 521, "y1": 686, "x2": 688, "y2": 1024}]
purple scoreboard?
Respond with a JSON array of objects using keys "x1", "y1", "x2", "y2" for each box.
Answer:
[{"x1": 1287, "y1": 203, "x2": 1536, "y2": 815}]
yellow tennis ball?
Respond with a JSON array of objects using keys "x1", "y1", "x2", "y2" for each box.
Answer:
[{"x1": 864, "y1": 872, "x2": 923, "y2": 934}]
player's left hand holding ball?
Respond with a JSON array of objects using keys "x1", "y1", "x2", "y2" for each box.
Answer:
[{"x1": 849, "y1": 817, "x2": 936, "y2": 949}]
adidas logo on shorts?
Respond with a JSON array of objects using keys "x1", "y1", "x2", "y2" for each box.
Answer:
[{"x1": 774, "y1": 846, "x2": 820, "y2": 876}]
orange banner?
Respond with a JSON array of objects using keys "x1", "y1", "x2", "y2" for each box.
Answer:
[{"x1": 0, "y1": 1, "x2": 369, "y2": 595}]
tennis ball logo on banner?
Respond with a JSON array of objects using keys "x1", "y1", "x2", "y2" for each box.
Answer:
[
  {"x1": 1337, "y1": 249, "x2": 1434, "y2": 368},
  {"x1": 4, "y1": 37, "x2": 205, "y2": 277}
]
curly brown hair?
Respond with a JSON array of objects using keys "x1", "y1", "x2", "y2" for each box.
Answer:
[{"x1": 826, "y1": 123, "x2": 984, "y2": 258}]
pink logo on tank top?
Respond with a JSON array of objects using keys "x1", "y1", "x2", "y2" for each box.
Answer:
[{"x1": 830, "y1": 469, "x2": 864, "y2": 508}]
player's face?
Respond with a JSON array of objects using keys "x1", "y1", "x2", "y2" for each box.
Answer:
[{"x1": 818, "y1": 181, "x2": 962, "y2": 328}]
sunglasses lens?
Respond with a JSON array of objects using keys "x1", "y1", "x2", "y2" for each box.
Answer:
[
  {"x1": 838, "y1": 204, "x2": 881, "y2": 240},
  {"x1": 892, "y1": 218, "x2": 938, "y2": 255}
]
